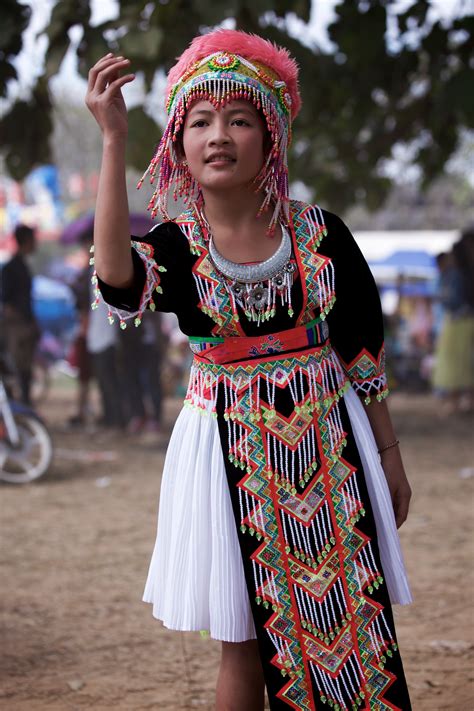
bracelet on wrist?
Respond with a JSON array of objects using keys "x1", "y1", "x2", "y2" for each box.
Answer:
[{"x1": 377, "y1": 438, "x2": 400, "y2": 455}]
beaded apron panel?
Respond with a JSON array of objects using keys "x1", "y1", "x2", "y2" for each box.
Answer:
[{"x1": 185, "y1": 341, "x2": 406, "y2": 711}]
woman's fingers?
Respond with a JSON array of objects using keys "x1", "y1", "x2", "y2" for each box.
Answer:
[
  {"x1": 94, "y1": 59, "x2": 131, "y2": 93},
  {"x1": 87, "y1": 53, "x2": 115, "y2": 90},
  {"x1": 104, "y1": 73, "x2": 135, "y2": 94},
  {"x1": 85, "y1": 53, "x2": 134, "y2": 136},
  {"x1": 88, "y1": 55, "x2": 131, "y2": 93}
]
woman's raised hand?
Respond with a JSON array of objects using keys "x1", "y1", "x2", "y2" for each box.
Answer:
[{"x1": 85, "y1": 54, "x2": 135, "y2": 140}]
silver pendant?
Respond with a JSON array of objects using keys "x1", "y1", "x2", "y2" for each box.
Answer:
[{"x1": 207, "y1": 223, "x2": 296, "y2": 324}]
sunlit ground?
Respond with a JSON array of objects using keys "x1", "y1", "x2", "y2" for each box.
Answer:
[{"x1": 1, "y1": 377, "x2": 473, "y2": 710}]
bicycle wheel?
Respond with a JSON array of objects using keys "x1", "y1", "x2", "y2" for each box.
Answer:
[{"x1": 0, "y1": 414, "x2": 53, "y2": 483}]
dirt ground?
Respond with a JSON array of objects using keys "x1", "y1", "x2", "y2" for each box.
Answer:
[{"x1": 1, "y1": 381, "x2": 473, "y2": 711}]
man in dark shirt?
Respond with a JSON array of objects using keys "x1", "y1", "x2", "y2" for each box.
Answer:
[{"x1": 1, "y1": 224, "x2": 40, "y2": 404}]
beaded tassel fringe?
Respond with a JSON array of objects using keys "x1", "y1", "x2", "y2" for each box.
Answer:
[{"x1": 182, "y1": 351, "x2": 399, "y2": 701}]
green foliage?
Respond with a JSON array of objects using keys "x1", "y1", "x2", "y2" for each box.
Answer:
[
  {"x1": 1, "y1": 78, "x2": 53, "y2": 179},
  {"x1": 0, "y1": 0, "x2": 31, "y2": 96},
  {"x1": 45, "y1": 0, "x2": 91, "y2": 75},
  {"x1": 126, "y1": 107, "x2": 161, "y2": 171},
  {"x1": 290, "y1": 1, "x2": 473, "y2": 212},
  {"x1": 0, "y1": 0, "x2": 472, "y2": 210}
]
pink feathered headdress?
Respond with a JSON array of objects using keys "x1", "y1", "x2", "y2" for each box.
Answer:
[
  {"x1": 166, "y1": 30, "x2": 301, "y2": 120},
  {"x1": 139, "y1": 29, "x2": 302, "y2": 230}
]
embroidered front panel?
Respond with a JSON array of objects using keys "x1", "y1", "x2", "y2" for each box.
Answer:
[
  {"x1": 175, "y1": 202, "x2": 336, "y2": 335},
  {"x1": 175, "y1": 210, "x2": 245, "y2": 337},
  {"x1": 290, "y1": 202, "x2": 336, "y2": 327},
  {"x1": 342, "y1": 346, "x2": 389, "y2": 404},
  {"x1": 185, "y1": 345, "x2": 403, "y2": 710}
]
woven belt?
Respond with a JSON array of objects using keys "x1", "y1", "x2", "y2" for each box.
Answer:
[{"x1": 189, "y1": 316, "x2": 329, "y2": 365}]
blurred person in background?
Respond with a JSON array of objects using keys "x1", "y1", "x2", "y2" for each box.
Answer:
[
  {"x1": 161, "y1": 312, "x2": 193, "y2": 397},
  {"x1": 432, "y1": 228, "x2": 474, "y2": 414},
  {"x1": 87, "y1": 280, "x2": 125, "y2": 430},
  {"x1": 408, "y1": 295, "x2": 433, "y2": 354},
  {"x1": 118, "y1": 310, "x2": 164, "y2": 434},
  {"x1": 0, "y1": 224, "x2": 41, "y2": 404},
  {"x1": 432, "y1": 252, "x2": 449, "y2": 341},
  {"x1": 68, "y1": 225, "x2": 125, "y2": 430},
  {"x1": 84, "y1": 228, "x2": 126, "y2": 431},
  {"x1": 68, "y1": 228, "x2": 95, "y2": 426}
]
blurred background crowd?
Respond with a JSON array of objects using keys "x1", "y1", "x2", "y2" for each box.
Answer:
[
  {"x1": 0, "y1": 0, "x2": 473, "y2": 434},
  {"x1": 0, "y1": 214, "x2": 191, "y2": 435}
]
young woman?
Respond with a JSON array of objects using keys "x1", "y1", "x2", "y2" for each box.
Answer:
[{"x1": 86, "y1": 29, "x2": 412, "y2": 711}]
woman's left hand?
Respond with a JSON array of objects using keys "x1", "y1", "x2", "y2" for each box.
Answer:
[{"x1": 380, "y1": 447, "x2": 412, "y2": 528}]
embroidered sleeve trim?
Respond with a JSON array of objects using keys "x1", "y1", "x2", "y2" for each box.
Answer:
[
  {"x1": 89, "y1": 241, "x2": 167, "y2": 329},
  {"x1": 341, "y1": 346, "x2": 389, "y2": 404}
]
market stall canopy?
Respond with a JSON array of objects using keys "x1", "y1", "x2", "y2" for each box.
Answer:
[
  {"x1": 354, "y1": 230, "x2": 458, "y2": 262},
  {"x1": 370, "y1": 250, "x2": 437, "y2": 281}
]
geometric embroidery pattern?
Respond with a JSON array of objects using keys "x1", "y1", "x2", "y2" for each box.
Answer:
[
  {"x1": 290, "y1": 202, "x2": 336, "y2": 327},
  {"x1": 175, "y1": 211, "x2": 244, "y2": 337},
  {"x1": 342, "y1": 347, "x2": 389, "y2": 404},
  {"x1": 90, "y1": 239, "x2": 167, "y2": 329},
  {"x1": 185, "y1": 341, "x2": 402, "y2": 710}
]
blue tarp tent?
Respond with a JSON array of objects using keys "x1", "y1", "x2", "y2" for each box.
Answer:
[{"x1": 369, "y1": 250, "x2": 437, "y2": 281}]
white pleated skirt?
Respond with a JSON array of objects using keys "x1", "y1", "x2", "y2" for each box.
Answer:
[{"x1": 142, "y1": 388, "x2": 411, "y2": 642}]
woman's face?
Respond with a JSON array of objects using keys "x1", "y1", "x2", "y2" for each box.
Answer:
[{"x1": 181, "y1": 99, "x2": 267, "y2": 194}]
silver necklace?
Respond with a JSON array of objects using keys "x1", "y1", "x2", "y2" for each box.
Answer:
[
  {"x1": 207, "y1": 224, "x2": 296, "y2": 324},
  {"x1": 209, "y1": 226, "x2": 292, "y2": 282}
]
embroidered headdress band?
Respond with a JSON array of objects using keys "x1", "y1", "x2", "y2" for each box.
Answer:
[{"x1": 138, "y1": 30, "x2": 301, "y2": 230}]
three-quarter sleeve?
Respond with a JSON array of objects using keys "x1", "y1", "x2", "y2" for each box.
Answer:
[
  {"x1": 91, "y1": 222, "x2": 176, "y2": 329},
  {"x1": 324, "y1": 211, "x2": 388, "y2": 404}
]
